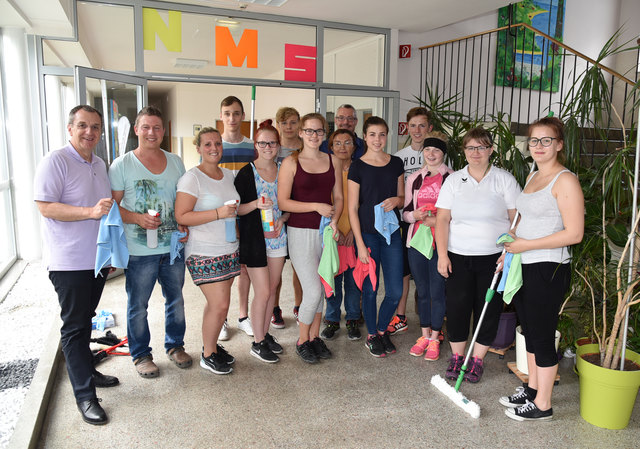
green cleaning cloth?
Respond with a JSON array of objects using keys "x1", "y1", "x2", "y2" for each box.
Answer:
[
  {"x1": 318, "y1": 226, "x2": 340, "y2": 296},
  {"x1": 409, "y1": 223, "x2": 434, "y2": 259}
]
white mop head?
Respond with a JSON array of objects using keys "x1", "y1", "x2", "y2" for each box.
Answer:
[{"x1": 431, "y1": 374, "x2": 480, "y2": 419}]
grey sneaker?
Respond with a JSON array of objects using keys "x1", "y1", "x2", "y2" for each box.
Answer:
[{"x1": 320, "y1": 321, "x2": 339, "y2": 340}]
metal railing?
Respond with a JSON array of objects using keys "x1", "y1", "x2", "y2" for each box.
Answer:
[{"x1": 419, "y1": 23, "x2": 639, "y2": 159}]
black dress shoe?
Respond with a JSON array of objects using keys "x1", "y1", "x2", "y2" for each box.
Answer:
[
  {"x1": 77, "y1": 398, "x2": 108, "y2": 425},
  {"x1": 93, "y1": 370, "x2": 120, "y2": 388}
]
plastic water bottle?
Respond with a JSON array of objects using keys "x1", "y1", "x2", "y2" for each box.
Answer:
[
  {"x1": 260, "y1": 194, "x2": 275, "y2": 233},
  {"x1": 147, "y1": 209, "x2": 159, "y2": 248},
  {"x1": 224, "y1": 200, "x2": 237, "y2": 242}
]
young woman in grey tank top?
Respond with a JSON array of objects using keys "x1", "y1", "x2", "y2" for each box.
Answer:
[{"x1": 500, "y1": 117, "x2": 584, "y2": 421}]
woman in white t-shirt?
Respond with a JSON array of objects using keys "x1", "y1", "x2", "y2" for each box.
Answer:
[
  {"x1": 435, "y1": 127, "x2": 521, "y2": 383},
  {"x1": 175, "y1": 127, "x2": 240, "y2": 376}
]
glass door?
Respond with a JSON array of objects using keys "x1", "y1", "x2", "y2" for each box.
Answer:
[
  {"x1": 318, "y1": 89, "x2": 400, "y2": 153},
  {"x1": 75, "y1": 67, "x2": 147, "y2": 166}
]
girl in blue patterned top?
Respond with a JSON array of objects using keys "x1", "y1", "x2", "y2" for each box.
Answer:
[{"x1": 235, "y1": 121, "x2": 289, "y2": 363}]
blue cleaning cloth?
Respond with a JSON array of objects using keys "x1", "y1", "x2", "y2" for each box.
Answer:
[
  {"x1": 374, "y1": 202, "x2": 399, "y2": 245},
  {"x1": 319, "y1": 215, "x2": 332, "y2": 239},
  {"x1": 170, "y1": 231, "x2": 187, "y2": 265},
  {"x1": 95, "y1": 203, "x2": 129, "y2": 277},
  {"x1": 496, "y1": 233, "x2": 523, "y2": 305}
]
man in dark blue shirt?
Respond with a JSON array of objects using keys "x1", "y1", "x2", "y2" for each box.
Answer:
[{"x1": 320, "y1": 104, "x2": 364, "y2": 159}]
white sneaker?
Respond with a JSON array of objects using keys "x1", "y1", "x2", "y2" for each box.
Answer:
[
  {"x1": 218, "y1": 320, "x2": 230, "y2": 341},
  {"x1": 238, "y1": 317, "x2": 254, "y2": 336}
]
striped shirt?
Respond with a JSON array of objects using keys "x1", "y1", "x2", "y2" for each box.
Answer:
[{"x1": 220, "y1": 137, "x2": 255, "y2": 176}]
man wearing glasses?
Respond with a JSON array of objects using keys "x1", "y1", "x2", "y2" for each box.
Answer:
[
  {"x1": 34, "y1": 105, "x2": 118, "y2": 425},
  {"x1": 320, "y1": 104, "x2": 364, "y2": 159}
]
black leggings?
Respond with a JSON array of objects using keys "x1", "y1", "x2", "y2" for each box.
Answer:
[
  {"x1": 445, "y1": 252, "x2": 503, "y2": 346},
  {"x1": 514, "y1": 262, "x2": 570, "y2": 367}
]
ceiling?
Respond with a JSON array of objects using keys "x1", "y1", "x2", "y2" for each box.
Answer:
[{"x1": 1, "y1": 0, "x2": 510, "y2": 36}]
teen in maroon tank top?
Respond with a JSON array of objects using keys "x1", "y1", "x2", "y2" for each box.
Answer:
[{"x1": 278, "y1": 113, "x2": 343, "y2": 364}]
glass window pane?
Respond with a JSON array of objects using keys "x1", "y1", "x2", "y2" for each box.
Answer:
[
  {"x1": 323, "y1": 29, "x2": 385, "y2": 87},
  {"x1": 43, "y1": 2, "x2": 134, "y2": 71},
  {"x1": 143, "y1": 8, "x2": 316, "y2": 81},
  {"x1": 0, "y1": 64, "x2": 16, "y2": 275},
  {"x1": 0, "y1": 189, "x2": 17, "y2": 276},
  {"x1": 81, "y1": 78, "x2": 139, "y2": 165},
  {"x1": 325, "y1": 95, "x2": 385, "y2": 138},
  {"x1": 44, "y1": 75, "x2": 75, "y2": 152}
]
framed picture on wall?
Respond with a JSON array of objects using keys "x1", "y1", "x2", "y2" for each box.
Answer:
[{"x1": 495, "y1": 0, "x2": 566, "y2": 92}]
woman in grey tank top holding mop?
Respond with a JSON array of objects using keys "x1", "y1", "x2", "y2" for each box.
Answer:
[{"x1": 499, "y1": 117, "x2": 584, "y2": 421}]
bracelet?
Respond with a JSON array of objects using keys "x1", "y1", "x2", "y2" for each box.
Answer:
[{"x1": 215, "y1": 209, "x2": 219, "y2": 220}]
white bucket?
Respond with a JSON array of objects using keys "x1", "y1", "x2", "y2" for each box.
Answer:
[{"x1": 515, "y1": 325, "x2": 561, "y2": 375}]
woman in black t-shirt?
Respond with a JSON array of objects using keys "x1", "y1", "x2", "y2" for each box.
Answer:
[{"x1": 347, "y1": 116, "x2": 405, "y2": 358}]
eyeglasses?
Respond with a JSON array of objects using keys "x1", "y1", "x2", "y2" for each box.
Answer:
[
  {"x1": 527, "y1": 137, "x2": 557, "y2": 147},
  {"x1": 335, "y1": 116, "x2": 356, "y2": 122},
  {"x1": 256, "y1": 141, "x2": 278, "y2": 148},
  {"x1": 302, "y1": 128, "x2": 326, "y2": 137},
  {"x1": 464, "y1": 145, "x2": 491, "y2": 152},
  {"x1": 333, "y1": 140, "x2": 353, "y2": 147}
]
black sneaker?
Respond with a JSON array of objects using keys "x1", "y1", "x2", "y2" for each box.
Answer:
[
  {"x1": 499, "y1": 386, "x2": 533, "y2": 408},
  {"x1": 271, "y1": 306, "x2": 285, "y2": 329},
  {"x1": 365, "y1": 334, "x2": 386, "y2": 358},
  {"x1": 264, "y1": 333, "x2": 283, "y2": 354},
  {"x1": 346, "y1": 320, "x2": 361, "y2": 340},
  {"x1": 381, "y1": 331, "x2": 396, "y2": 354},
  {"x1": 320, "y1": 321, "x2": 340, "y2": 340},
  {"x1": 216, "y1": 344, "x2": 235, "y2": 365},
  {"x1": 505, "y1": 400, "x2": 553, "y2": 421},
  {"x1": 296, "y1": 340, "x2": 318, "y2": 364},
  {"x1": 200, "y1": 352, "x2": 233, "y2": 375},
  {"x1": 311, "y1": 337, "x2": 332, "y2": 359},
  {"x1": 251, "y1": 341, "x2": 279, "y2": 363}
]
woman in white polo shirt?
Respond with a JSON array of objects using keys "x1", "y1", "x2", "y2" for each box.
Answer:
[{"x1": 435, "y1": 127, "x2": 521, "y2": 383}]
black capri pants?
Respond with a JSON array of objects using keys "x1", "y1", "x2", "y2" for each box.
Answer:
[
  {"x1": 514, "y1": 262, "x2": 570, "y2": 367},
  {"x1": 445, "y1": 251, "x2": 503, "y2": 346}
]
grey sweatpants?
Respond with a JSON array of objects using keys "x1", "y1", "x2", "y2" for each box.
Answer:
[{"x1": 287, "y1": 226, "x2": 324, "y2": 325}]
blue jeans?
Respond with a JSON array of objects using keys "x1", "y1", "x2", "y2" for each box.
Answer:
[
  {"x1": 360, "y1": 230, "x2": 404, "y2": 335},
  {"x1": 325, "y1": 267, "x2": 360, "y2": 323},
  {"x1": 125, "y1": 251, "x2": 186, "y2": 361},
  {"x1": 408, "y1": 247, "x2": 446, "y2": 331}
]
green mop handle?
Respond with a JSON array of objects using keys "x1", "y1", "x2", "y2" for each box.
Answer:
[{"x1": 249, "y1": 85, "x2": 256, "y2": 140}]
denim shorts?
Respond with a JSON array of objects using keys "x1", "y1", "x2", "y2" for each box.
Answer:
[{"x1": 186, "y1": 252, "x2": 240, "y2": 285}]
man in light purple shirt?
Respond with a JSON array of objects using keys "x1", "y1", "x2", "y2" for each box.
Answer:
[{"x1": 34, "y1": 105, "x2": 118, "y2": 426}]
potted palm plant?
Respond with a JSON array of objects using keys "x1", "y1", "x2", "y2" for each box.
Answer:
[{"x1": 563, "y1": 29, "x2": 640, "y2": 429}]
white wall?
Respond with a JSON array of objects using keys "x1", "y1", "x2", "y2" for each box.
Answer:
[{"x1": 396, "y1": 0, "x2": 635, "y2": 128}]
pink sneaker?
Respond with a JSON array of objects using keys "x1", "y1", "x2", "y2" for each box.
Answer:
[
  {"x1": 424, "y1": 339, "x2": 440, "y2": 361},
  {"x1": 409, "y1": 336, "x2": 430, "y2": 357}
]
